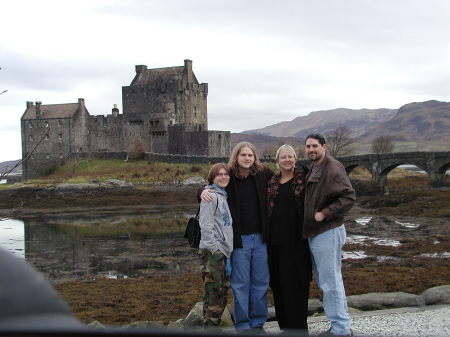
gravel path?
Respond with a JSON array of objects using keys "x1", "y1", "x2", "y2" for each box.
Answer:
[{"x1": 264, "y1": 305, "x2": 450, "y2": 336}]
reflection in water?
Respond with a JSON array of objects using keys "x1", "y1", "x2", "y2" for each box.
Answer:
[
  {"x1": 1, "y1": 210, "x2": 199, "y2": 281},
  {"x1": 355, "y1": 217, "x2": 372, "y2": 226},
  {"x1": 0, "y1": 219, "x2": 25, "y2": 257}
]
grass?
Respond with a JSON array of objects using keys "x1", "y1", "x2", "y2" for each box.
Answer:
[
  {"x1": 55, "y1": 254, "x2": 450, "y2": 325},
  {"x1": 24, "y1": 159, "x2": 213, "y2": 185},
  {"x1": 51, "y1": 216, "x2": 189, "y2": 237}
]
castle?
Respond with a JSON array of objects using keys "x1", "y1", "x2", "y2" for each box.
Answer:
[{"x1": 21, "y1": 60, "x2": 230, "y2": 178}]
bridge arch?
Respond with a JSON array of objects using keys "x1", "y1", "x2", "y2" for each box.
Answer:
[
  {"x1": 345, "y1": 164, "x2": 373, "y2": 176},
  {"x1": 337, "y1": 151, "x2": 450, "y2": 194}
]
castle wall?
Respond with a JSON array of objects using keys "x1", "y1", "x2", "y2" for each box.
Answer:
[
  {"x1": 206, "y1": 131, "x2": 231, "y2": 157},
  {"x1": 144, "y1": 152, "x2": 228, "y2": 165},
  {"x1": 168, "y1": 124, "x2": 208, "y2": 155},
  {"x1": 87, "y1": 115, "x2": 125, "y2": 152},
  {"x1": 21, "y1": 117, "x2": 72, "y2": 178}
]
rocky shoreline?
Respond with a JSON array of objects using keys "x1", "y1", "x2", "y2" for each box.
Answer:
[
  {"x1": 1, "y1": 179, "x2": 449, "y2": 327},
  {"x1": 84, "y1": 284, "x2": 450, "y2": 331}
]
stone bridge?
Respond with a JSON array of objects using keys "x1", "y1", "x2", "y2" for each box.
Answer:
[{"x1": 297, "y1": 152, "x2": 450, "y2": 194}]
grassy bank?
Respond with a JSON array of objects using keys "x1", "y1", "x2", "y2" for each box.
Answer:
[
  {"x1": 54, "y1": 256, "x2": 450, "y2": 325},
  {"x1": 25, "y1": 159, "x2": 213, "y2": 185}
]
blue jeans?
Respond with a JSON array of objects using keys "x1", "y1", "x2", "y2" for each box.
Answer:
[
  {"x1": 309, "y1": 225, "x2": 351, "y2": 335},
  {"x1": 231, "y1": 233, "x2": 269, "y2": 331}
]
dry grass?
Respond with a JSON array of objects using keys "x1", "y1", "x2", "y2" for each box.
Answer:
[
  {"x1": 55, "y1": 254, "x2": 450, "y2": 326},
  {"x1": 25, "y1": 159, "x2": 212, "y2": 185}
]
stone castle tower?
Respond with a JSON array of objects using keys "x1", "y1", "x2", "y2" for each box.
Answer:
[{"x1": 21, "y1": 60, "x2": 230, "y2": 179}]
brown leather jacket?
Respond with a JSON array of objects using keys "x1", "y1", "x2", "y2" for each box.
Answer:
[{"x1": 302, "y1": 154, "x2": 356, "y2": 238}]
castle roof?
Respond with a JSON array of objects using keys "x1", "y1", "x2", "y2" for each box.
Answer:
[
  {"x1": 131, "y1": 65, "x2": 199, "y2": 86},
  {"x1": 22, "y1": 102, "x2": 79, "y2": 120}
]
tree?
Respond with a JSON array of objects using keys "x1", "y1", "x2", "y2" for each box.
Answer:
[
  {"x1": 325, "y1": 125, "x2": 354, "y2": 157},
  {"x1": 371, "y1": 135, "x2": 394, "y2": 154}
]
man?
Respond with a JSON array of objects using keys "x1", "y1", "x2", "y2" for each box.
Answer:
[
  {"x1": 200, "y1": 142, "x2": 273, "y2": 332},
  {"x1": 303, "y1": 133, "x2": 356, "y2": 336}
]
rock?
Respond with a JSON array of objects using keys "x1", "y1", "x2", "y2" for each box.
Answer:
[
  {"x1": 183, "y1": 301, "x2": 233, "y2": 327},
  {"x1": 167, "y1": 318, "x2": 184, "y2": 331},
  {"x1": 265, "y1": 299, "x2": 322, "y2": 321},
  {"x1": 348, "y1": 307, "x2": 363, "y2": 314},
  {"x1": 53, "y1": 183, "x2": 97, "y2": 190},
  {"x1": 101, "y1": 179, "x2": 133, "y2": 188},
  {"x1": 420, "y1": 285, "x2": 450, "y2": 305},
  {"x1": 183, "y1": 302, "x2": 204, "y2": 327},
  {"x1": 347, "y1": 292, "x2": 425, "y2": 311},
  {"x1": 267, "y1": 306, "x2": 276, "y2": 321},
  {"x1": 220, "y1": 306, "x2": 233, "y2": 327},
  {"x1": 308, "y1": 298, "x2": 323, "y2": 315},
  {"x1": 181, "y1": 176, "x2": 205, "y2": 185},
  {"x1": 124, "y1": 321, "x2": 164, "y2": 329},
  {"x1": 88, "y1": 321, "x2": 106, "y2": 330}
]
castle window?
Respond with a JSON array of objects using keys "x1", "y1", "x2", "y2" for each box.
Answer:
[
  {"x1": 45, "y1": 134, "x2": 49, "y2": 140},
  {"x1": 29, "y1": 135, "x2": 33, "y2": 141},
  {"x1": 29, "y1": 123, "x2": 33, "y2": 129},
  {"x1": 58, "y1": 120, "x2": 62, "y2": 127},
  {"x1": 46, "y1": 154, "x2": 50, "y2": 159},
  {"x1": 58, "y1": 134, "x2": 62, "y2": 140},
  {"x1": 60, "y1": 154, "x2": 63, "y2": 159},
  {"x1": 45, "y1": 121, "x2": 49, "y2": 128}
]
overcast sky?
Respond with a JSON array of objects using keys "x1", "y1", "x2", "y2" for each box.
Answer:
[{"x1": 1, "y1": 0, "x2": 449, "y2": 162}]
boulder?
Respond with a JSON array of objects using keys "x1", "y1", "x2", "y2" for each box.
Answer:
[
  {"x1": 181, "y1": 176, "x2": 205, "y2": 185},
  {"x1": 183, "y1": 301, "x2": 233, "y2": 327},
  {"x1": 87, "y1": 321, "x2": 106, "y2": 330},
  {"x1": 267, "y1": 306, "x2": 276, "y2": 321},
  {"x1": 124, "y1": 321, "x2": 164, "y2": 329},
  {"x1": 167, "y1": 318, "x2": 184, "y2": 331},
  {"x1": 308, "y1": 298, "x2": 323, "y2": 315},
  {"x1": 347, "y1": 292, "x2": 425, "y2": 311},
  {"x1": 101, "y1": 179, "x2": 133, "y2": 188},
  {"x1": 420, "y1": 285, "x2": 450, "y2": 305}
]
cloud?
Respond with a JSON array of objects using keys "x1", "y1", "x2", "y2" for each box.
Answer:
[{"x1": 1, "y1": 0, "x2": 449, "y2": 161}]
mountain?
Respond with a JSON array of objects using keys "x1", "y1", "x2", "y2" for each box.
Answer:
[
  {"x1": 244, "y1": 108, "x2": 397, "y2": 139},
  {"x1": 358, "y1": 100, "x2": 450, "y2": 142},
  {"x1": 0, "y1": 160, "x2": 22, "y2": 176},
  {"x1": 243, "y1": 100, "x2": 450, "y2": 143},
  {"x1": 230, "y1": 133, "x2": 305, "y2": 157}
]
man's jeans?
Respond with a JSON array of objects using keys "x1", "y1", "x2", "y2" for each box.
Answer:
[
  {"x1": 231, "y1": 233, "x2": 269, "y2": 331},
  {"x1": 309, "y1": 225, "x2": 351, "y2": 335}
]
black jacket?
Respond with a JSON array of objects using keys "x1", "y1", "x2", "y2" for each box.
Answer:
[{"x1": 226, "y1": 166, "x2": 273, "y2": 248}]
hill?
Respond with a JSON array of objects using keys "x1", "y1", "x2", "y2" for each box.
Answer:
[
  {"x1": 243, "y1": 100, "x2": 450, "y2": 144},
  {"x1": 358, "y1": 100, "x2": 450, "y2": 142},
  {"x1": 0, "y1": 160, "x2": 22, "y2": 176},
  {"x1": 231, "y1": 133, "x2": 305, "y2": 157}
]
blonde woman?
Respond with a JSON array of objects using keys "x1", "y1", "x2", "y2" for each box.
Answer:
[{"x1": 267, "y1": 144, "x2": 311, "y2": 331}]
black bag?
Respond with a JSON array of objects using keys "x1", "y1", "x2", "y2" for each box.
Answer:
[
  {"x1": 184, "y1": 207, "x2": 201, "y2": 248},
  {"x1": 184, "y1": 200, "x2": 219, "y2": 248}
]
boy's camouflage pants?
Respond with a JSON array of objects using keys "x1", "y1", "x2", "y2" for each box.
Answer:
[{"x1": 199, "y1": 249, "x2": 230, "y2": 327}]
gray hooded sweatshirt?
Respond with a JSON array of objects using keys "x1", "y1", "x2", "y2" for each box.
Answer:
[{"x1": 198, "y1": 184, "x2": 233, "y2": 258}]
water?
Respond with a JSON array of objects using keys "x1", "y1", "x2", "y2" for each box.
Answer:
[
  {"x1": 0, "y1": 210, "x2": 198, "y2": 281},
  {"x1": 0, "y1": 219, "x2": 25, "y2": 257},
  {"x1": 0, "y1": 213, "x2": 446, "y2": 280}
]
